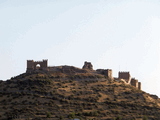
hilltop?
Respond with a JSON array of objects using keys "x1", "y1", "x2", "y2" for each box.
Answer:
[{"x1": 0, "y1": 60, "x2": 160, "y2": 120}]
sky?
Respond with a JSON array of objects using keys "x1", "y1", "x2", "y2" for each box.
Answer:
[{"x1": 1, "y1": 0, "x2": 160, "y2": 96}]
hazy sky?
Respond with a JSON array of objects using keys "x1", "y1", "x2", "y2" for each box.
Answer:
[{"x1": 1, "y1": 0, "x2": 160, "y2": 96}]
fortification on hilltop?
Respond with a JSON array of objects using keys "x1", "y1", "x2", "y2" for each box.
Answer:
[
  {"x1": 117, "y1": 72, "x2": 141, "y2": 90},
  {"x1": 82, "y1": 61, "x2": 93, "y2": 70},
  {"x1": 27, "y1": 59, "x2": 48, "y2": 72},
  {"x1": 118, "y1": 72, "x2": 131, "y2": 83},
  {"x1": 26, "y1": 59, "x2": 141, "y2": 90},
  {"x1": 96, "y1": 69, "x2": 113, "y2": 80}
]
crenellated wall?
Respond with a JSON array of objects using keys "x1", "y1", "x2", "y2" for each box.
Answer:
[
  {"x1": 26, "y1": 59, "x2": 48, "y2": 73},
  {"x1": 118, "y1": 72, "x2": 131, "y2": 83}
]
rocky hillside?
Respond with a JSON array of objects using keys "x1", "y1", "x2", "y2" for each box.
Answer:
[{"x1": 0, "y1": 67, "x2": 160, "y2": 120}]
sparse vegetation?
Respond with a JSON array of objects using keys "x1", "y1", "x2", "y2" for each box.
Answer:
[{"x1": 0, "y1": 70, "x2": 160, "y2": 119}]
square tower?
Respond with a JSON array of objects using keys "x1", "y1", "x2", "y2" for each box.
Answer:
[
  {"x1": 130, "y1": 78, "x2": 138, "y2": 88},
  {"x1": 105, "y1": 69, "x2": 113, "y2": 80},
  {"x1": 118, "y1": 72, "x2": 131, "y2": 83},
  {"x1": 27, "y1": 60, "x2": 34, "y2": 71}
]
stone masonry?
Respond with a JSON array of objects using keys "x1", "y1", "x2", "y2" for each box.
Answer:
[
  {"x1": 96, "y1": 69, "x2": 113, "y2": 80},
  {"x1": 118, "y1": 72, "x2": 131, "y2": 83},
  {"x1": 82, "y1": 61, "x2": 93, "y2": 70},
  {"x1": 26, "y1": 59, "x2": 48, "y2": 73},
  {"x1": 26, "y1": 59, "x2": 141, "y2": 90},
  {"x1": 118, "y1": 72, "x2": 141, "y2": 90}
]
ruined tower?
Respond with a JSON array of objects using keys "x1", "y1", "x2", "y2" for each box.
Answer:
[
  {"x1": 96, "y1": 69, "x2": 113, "y2": 80},
  {"x1": 130, "y1": 78, "x2": 141, "y2": 90},
  {"x1": 118, "y1": 72, "x2": 131, "y2": 83},
  {"x1": 82, "y1": 61, "x2": 93, "y2": 70},
  {"x1": 106, "y1": 69, "x2": 113, "y2": 80},
  {"x1": 130, "y1": 78, "x2": 138, "y2": 88},
  {"x1": 26, "y1": 59, "x2": 48, "y2": 73}
]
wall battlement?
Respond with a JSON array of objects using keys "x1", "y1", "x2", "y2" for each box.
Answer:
[
  {"x1": 26, "y1": 59, "x2": 48, "y2": 73},
  {"x1": 27, "y1": 60, "x2": 33, "y2": 61},
  {"x1": 118, "y1": 71, "x2": 131, "y2": 83},
  {"x1": 119, "y1": 71, "x2": 130, "y2": 73},
  {"x1": 34, "y1": 60, "x2": 48, "y2": 62}
]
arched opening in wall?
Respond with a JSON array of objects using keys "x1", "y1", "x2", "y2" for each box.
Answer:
[{"x1": 36, "y1": 64, "x2": 41, "y2": 69}]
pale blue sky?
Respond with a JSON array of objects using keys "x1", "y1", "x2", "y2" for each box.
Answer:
[{"x1": 1, "y1": 0, "x2": 160, "y2": 96}]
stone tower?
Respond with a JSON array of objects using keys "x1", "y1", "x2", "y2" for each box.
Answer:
[
  {"x1": 118, "y1": 72, "x2": 131, "y2": 83},
  {"x1": 130, "y1": 78, "x2": 138, "y2": 88},
  {"x1": 130, "y1": 78, "x2": 141, "y2": 90},
  {"x1": 105, "y1": 69, "x2": 113, "y2": 80},
  {"x1": 82, "y1": 61, "x2": 93, "y2": 70},
  {"x1": 26, "y1": 59, "x2": 48, "y2": 72},
  {"x1": 138, "y1": 82, "x2": 141, "y2": 90}
]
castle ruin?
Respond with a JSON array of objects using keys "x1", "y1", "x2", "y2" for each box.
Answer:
[
  {"x1": 118, "y1": 72, "x2": 131, "y2": 83},
  {"x1": 82, "y1": 61, "x2": 93, "y2": 70},
  {"x1": 118, "y1": 72, "x2": 141, "y2": 90},
  {"x1": 130, "y1": 78, "x2": 141, "y2": 90},
  {"x1": 26, "y1": 59, "x2": 48, "y2": 73},
  {"x1": 26, "y1": 59, "x2": 141, "y2": 90},
  {"x1": 96, "y1": 69, "x2": 113, "y2": 80}
]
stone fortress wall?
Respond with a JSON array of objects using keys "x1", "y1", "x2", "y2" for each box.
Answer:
[
  {"x1": 118, "y1": 72, "x2": 141, "y2": 90},
  {"x1": 26, "y1": 59, "x2": 141, "y2": 90},
  {"x1": 27, "y1": 59, "x2": 48, "y2": 72},
  {"x1": 96, "y1": 69, "x2": 113, "y2": 80},
  {"x1": 27, "y1": 59, "x2": 87, "y2": 74},
  {"x1": 118, "y1": 72, "x2": 131, "y2": 83}
]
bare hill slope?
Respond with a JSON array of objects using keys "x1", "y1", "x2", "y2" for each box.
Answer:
[{"x1": 0, "y1": 69, "x2": 160, "y2": 120}]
